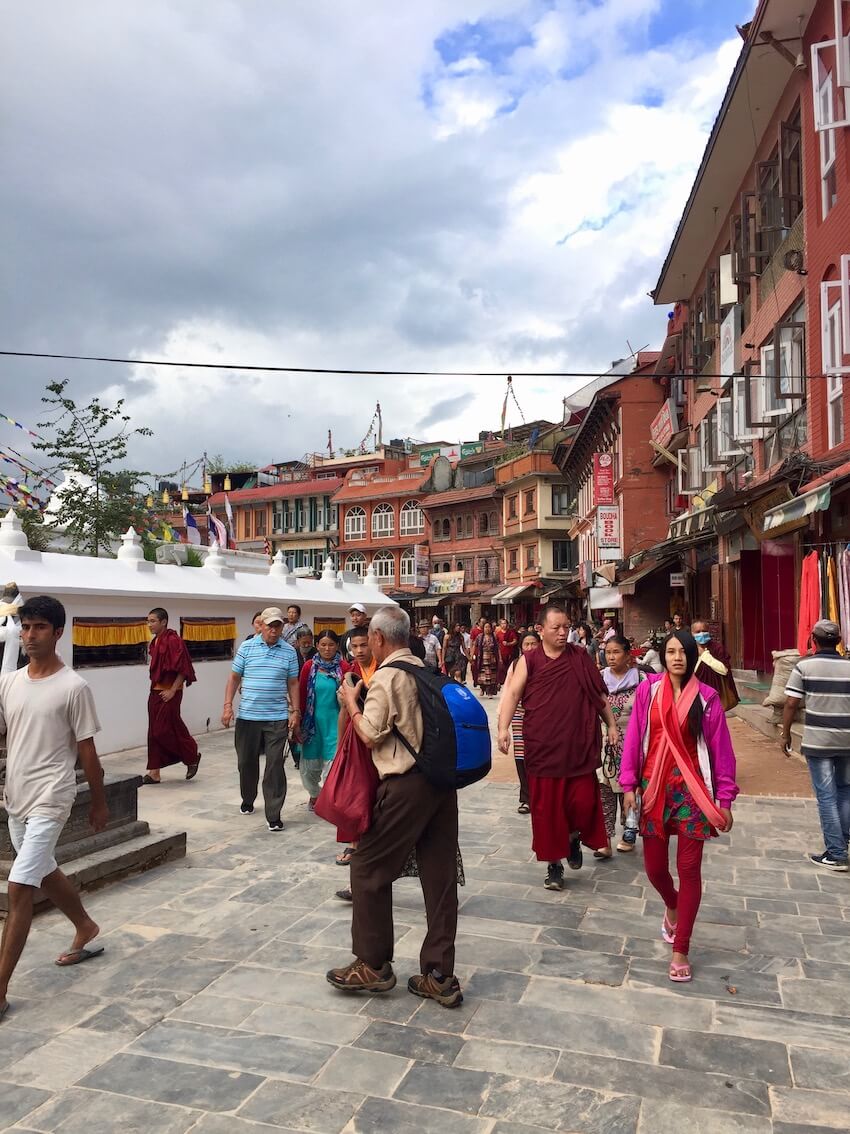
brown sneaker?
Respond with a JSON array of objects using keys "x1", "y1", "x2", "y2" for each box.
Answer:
[
  {"x1": 326, "y1": 959, "x2": 396, "y2": 993},
  {"x1": 407, "y1": 971, "x2": 464, "y2": 1008}
]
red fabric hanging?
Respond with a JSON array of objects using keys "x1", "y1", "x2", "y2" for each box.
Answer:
[{"x1": 797, "y1": 550, "x2": 821, "y2": 656}]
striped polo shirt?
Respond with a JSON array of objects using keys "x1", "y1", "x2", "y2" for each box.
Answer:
[
  {"x1": 785, "y1": 649, "x2": 850, "y2": 758},
  {"x1": 232, "y1": 635, "x2": 300, "y2": 722}
]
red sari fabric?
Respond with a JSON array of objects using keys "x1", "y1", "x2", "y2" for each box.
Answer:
[
  {"x1": 527, "y1": 771, "x2": 607, "y2": 860},
  {"x1": 147, "y1": 690, "x2": 199, "y2": 770},
  {"x1": 797, "y1": 550, "x2": 821, "y2": 655},
  {"x1": 522, "y1": 645, "x2": 606, "y2": 777}
]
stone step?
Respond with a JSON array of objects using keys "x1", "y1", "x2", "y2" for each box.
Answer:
[
  {"x1": 0, "y1": 827, "x2": 187, "y2": 913},
  {"x1": 733, "y1": 703, "x2": 804, "y2": 756},
  {"x1": 0, "y1": 820, "x2": 152, "y2": 881}
]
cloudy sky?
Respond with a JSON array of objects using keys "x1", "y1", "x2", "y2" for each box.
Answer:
[{"x1": 1, "y1": 0, "x2": 750, "y2": 488}]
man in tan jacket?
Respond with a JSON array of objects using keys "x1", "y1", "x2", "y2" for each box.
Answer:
[{"x1": 327, "y1": 605, "x2": 462, "y2": 1008}]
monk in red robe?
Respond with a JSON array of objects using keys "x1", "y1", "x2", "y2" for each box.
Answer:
[
  {"x1": 498, "y1": 605, "x2": 617, "y2": 891},
  {"x1": 144, "y1": 607, "x2": 200, "y2": 784}
]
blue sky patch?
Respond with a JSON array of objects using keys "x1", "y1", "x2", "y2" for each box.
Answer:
[{"x1": 435, "y1": 17, "x2": 534, "y2": 73}]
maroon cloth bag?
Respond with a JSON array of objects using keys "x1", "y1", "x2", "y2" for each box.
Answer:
[{"x1": 314, "y1": 720, "x2": 379, "y2": 843}]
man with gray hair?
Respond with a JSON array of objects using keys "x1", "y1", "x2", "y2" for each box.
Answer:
[
  {"x1": 328, "y1": 605, "x2": 462, "y2": 1008},
  {"x1": 782, "y1": 619, "x2": 850, "y2": 871}
]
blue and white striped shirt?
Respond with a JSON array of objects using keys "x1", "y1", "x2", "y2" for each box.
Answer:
[
  {"x1": 232, "y1": 636, "x2": 300, "y2": 722},
  {"x1": 785, "y1": 649, "x2": 850, "y2": 758}
]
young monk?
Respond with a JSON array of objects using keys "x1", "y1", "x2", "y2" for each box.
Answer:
[{"x1": 620, "y1": 630, "x2": 739, "y2": 982}]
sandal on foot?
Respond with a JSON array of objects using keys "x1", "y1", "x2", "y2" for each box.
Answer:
[
  {"x1": 55, "y1": 945, "x2": 104, "y2": 967},
  {"x1": 593, "y1": 848, "x2": 613, "y2": 859},
  {"x1": 186, "y1": 762, "x2": 200, "y2": 780},
  {"x1": 669, "y1": 959, "x2": 692, "y2": 983},
  {"x1": 142, "y1": 775, "x2": 160, "y2": 785},
  {"x1": 336, "y1": 847, "x2": 355, "y2": 866},
  {"x1": 517, "y1": 802, "x2": 530, "y2": 814},
  {"x1": 615, "y1": 840, "x2": 634, "y2": 852},
  {"x1": 662, "y1": 913, "x2": 676, "y2": 945}
]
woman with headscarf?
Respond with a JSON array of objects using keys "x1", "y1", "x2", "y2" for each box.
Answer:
[
  {"x1": 298, "y1": 630, "x2": 350, "y2": 809},
  {"x1": 620, "y1": 631, "x2": 739, "y2": 983},
  {"x1": 596, "y1": 633, "x2": 646, "y2": 857},
  {"x1": 473, "y1": 620, "x2": 500, "y2": 697}
]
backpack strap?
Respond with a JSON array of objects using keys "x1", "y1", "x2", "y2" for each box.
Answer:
[{"x1": 385, "y1": 660, "x2": 421, "y2": 759}]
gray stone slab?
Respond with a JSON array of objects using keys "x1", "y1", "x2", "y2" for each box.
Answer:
[
  {"x1": 526, "y1": 946, "x2": 628, "y2": 986},
  {"x1": 170, "y1": 993, "x2": 259, "y2": 1028},
  {"x1": 238, "y1": 1080, "x2": 364, "y2": 1132},
  {"x1": 354, "y1": 1019, "x2": 465, "y2": 1065},
  {"x1": 769, "y1": 1086, "x2": 850, "y2": 1129},
  {"x1": 0, "y1": 1084, "x2": 52, "y2": 1130},
  {"x1": 462, "y1": 969, "x2": 531, "y2": 1002},
  {"x1": 536, "y1": 925, "x2": 625, "y2": 954},
  {"x1": 458, "y1": 894, "x2": 584, "y2": 929},
  {"x1": 628, "y1": 958, "x2": 783, "y2": 1007},
  {"x1": 800, "y1": 957, "x2": 850, "y2": 983},
  {"x1": 522, "y1": 973, "x2": 715, "y2": 1030},
  {"x1": 78, "y1": 1052, "x2": 262, "y2": 1112},
  {"x1": 239, "y1": 1001, "x2": 369, "y2": 1044},
  {"x1": 637, "y1": 1098, "x2": 772, "y2": 1133},
  {"x1": 205, "y1": 963, "x2": 372, "y2": 1014},
  {"x1": 350, "y1": 1096, "x2": 492, "y2": 1134},
  {"x1": 774, "y1": 1125, "x2": 850, "y2": 1134},
  {"x1": 745, "y1": 898, "x2": 800, "y2": 914},
  {"x1": 313, "y1": 1046, "x2": 411, "y2": 1098},
  {"x1": 659, "y1": 1028, "x2": 791, "y2": 1085},
  {"x1": 180, "y1": 1116, "x2": 296, "y2": 1132},
  {"x1": 553, "y1": 1050, "x2": 770, "y2": 1115},
  {"x1": 394, "y1": 1063, "x2": 496, "y2": 1115},
  {"x1": 76, "y1": 990, "x2": 188, "y2": 1037},
  {"x1": 127, "y1": 1018, "x2": 335, "y2": 1080},
  {"x1": 802, "y1": 934, "x2": 850, "y2": 962},
  {"x1": 0, "y1": 1026, "x2": 44, "y2": 1063},
  {"x1": 781, "y1": 976, "x2": 850, "y2": 1016},
  {"x1": 21, "y1": 1087, "x2": 199, "y2": 1133},
  {"x1": 454, "y1": 1037, "x2": 559, "y2": 1080},
  {"x1": 467, "y1": 999, "x2": 660, "y2": 1063},
  {"x1": 712, "y1": 1003, "x2": 850, "y2": 1053},
  {"x1": 481, "y1": 1078, "x2": 641, "y2": 1134},
  {"x1": 789, "y1": 1045, "x2": 850, "y2": 1092},
  {"x1": 744, "y1": 928, "x2": 808, "y2": 958}
]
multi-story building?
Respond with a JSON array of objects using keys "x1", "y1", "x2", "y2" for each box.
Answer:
[
  {"x1": 333, "y1": 460, "x2": 431, "y2": 600},
  {"x1": 552, "y1": 353, "x2": 670, "y2": 640},
  {"x1": 494, "y1": 430, "x2": 577, "y2": 624},
  {"x1": 649, "y1": 0, "x2": 850, "y2": 672}
]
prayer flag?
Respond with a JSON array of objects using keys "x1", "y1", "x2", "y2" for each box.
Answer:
[
  {"x1": 207, "y1": 505, "x2": 228, "y2": 548},
  {"x1": 224, "y1": 492, "x2": 235, "y2": 548},
  {"x1": 183, "y1": 507, "x2": 202, "y2": 546}
]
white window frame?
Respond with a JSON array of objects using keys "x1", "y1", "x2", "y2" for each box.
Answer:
[
  {"x1": 717, "y1": 396, "x2": 745, "y2": 458},
  {"x1": 732, "y1": 372, "x2": 763, "y2": 442},
  {"x1": 822, "y1": 282, "x2": 850, "y2": 374},
  {"x1": 812, "y1": 32, "x2": 850, "y2": 130},
  {"x1": 371, "y1": 549, "x2": 395, "y2": 583},
  {"x1": 828, "y1": 372, "x2": 845, "y2": 446},
  {"x1": 345, "y1": 552, "x2": 366, "y2": 578},
  {"x1": 700, "y1": 413, "x2": 724, "y2": 474},
  {"x1": 400, "y1": 547, "x2": 415, "y2": 584},
  {"x1": 760, "y1": 342, "x2": 800, "y2": 418},
  {"x1": 371, "y1": 502, "x2": 395, "y2": 538},
  {"x1": 400, "y1": 500, "x2": 424, "y2": 536},
  {"x1": 819, "y1": 71, "x2": 839, "y2": 216},
  {"x1": 679, "y1": 446, "x2": 703, "y2": 495},
  {"x1": 344, "y1": 505, "x2": 366, "y2": 541}
]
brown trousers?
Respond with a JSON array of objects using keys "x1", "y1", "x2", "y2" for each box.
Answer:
[{"x1": 350, "y1": 770, "x2": 458, "y2": 976}]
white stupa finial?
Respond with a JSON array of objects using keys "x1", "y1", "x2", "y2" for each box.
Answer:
[
  {"x1": 117, "y1": 526, "x2": 144, "y2": 562},
  {"x1": 364, "y1": 562, "x2": 378, "y2": 586},
  {"x1": 321, "y1": 555, "x2": 336, "y2": 582},
  {"x1": 0, "y1": 508, "x2": 29, "y2": 551},
  {"x1": 269, "y1": 549, "x2": 288, "y2": 577},
  {"x1": 204, "y1": 538, "x2": 225, "y2": 568}
]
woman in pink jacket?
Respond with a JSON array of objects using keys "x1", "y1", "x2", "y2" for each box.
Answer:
[{"x1": 620, "y1": 630, "x2": 738, "y2": 983}]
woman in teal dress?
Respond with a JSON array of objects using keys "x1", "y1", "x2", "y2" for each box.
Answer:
[{"x1": 297, "y1": 630, "x2": 350, "y2": 808}]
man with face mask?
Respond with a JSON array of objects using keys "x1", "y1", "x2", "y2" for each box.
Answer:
[{"x1": 691, "y1": 620, "x2": 738, "y2": 709}]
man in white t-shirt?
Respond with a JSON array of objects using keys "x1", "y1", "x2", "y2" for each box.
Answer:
[{"x1": 0, "y1": 595, "x2": 108, "y2": 1022}]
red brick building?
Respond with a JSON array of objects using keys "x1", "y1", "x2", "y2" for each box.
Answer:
[{"x1": 420, "y1": 482, "x2": 503, "y2": 624}]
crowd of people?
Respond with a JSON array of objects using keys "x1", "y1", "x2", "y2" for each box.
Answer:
[{"x1": 1, "y1": 593, "x2": 848, "y2": 1025}]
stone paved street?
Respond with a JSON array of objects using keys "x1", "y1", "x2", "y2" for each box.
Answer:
[{"x1": 1, "y1": 713, "x2": 848, "y2": 1134}]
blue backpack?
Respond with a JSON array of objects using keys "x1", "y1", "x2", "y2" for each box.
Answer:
[{"x1": 388, "y1": 661, "x2": 491, "y2": 789}]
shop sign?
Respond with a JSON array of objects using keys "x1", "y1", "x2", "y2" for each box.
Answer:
[
  {"x1": 720, "y1": 305, "x2": 742, "y2": 377},
  {"x1": 578, "y1": 559, "x2": 593, "y2": 589},
  {"x1": 428, "y1": 570, "x2": 465, "y2": 595},
  {"x1": 650, "y1": 398, "x2": 679, "y2": 449},
  {"x1": 593, "y1": 453, "x2": 615, "y2": 505},
  {"x1": 419, "y1": 444, "x2": 461, "y2": 466},
  {"x1": 596, "y1": 504, "x2": 621, "y2": 550},
  {"x1": 414, "y1": 543, "x2": 429, "y2": 588},
  {"x1": 744, "y1": 486, "x2": 793, "y2": 541},
  {"x1": 460, "y1": 441, "x2": 484, "y2": 458},
  {"x1": 670, "y1": 572, "x2": 685, "y2": 588}
]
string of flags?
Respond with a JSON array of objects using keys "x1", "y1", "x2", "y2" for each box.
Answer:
[{"x1": 0, "y1": 411, "x2": 45, "y2": 442}]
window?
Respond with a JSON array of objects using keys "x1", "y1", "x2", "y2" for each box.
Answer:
[
  {"x1": 824, "y1": 293, "x2": 846, "y2": 446},
  {"x1": 551, "y1": 486, "x2": 572, "y2": 516},
  {"x1": 509, "y1": 548, "x2": 518, "y2": 572},
  {"x1": 400, "y1": 547, "x2": 415, "y2": 584},
  {"x1": 372, "y1": 550, "x2": 395, "y2": 583},
  {"x1": 819, "y1": 70, "x2": 838, "y2": 216},
  {"x1": 72, "y1": 618, "x2": 149, "y2": 669},
  {"x1": 478, "y1": 557, "x2": 491, "y2": 581},
  {"x1": 455, "y1": 513, "x2": 464, "y2": 535},
  {"x1": 732, "y1": 371, "x2": 763, "y2": 442},
  {"x1": 465, "y1": 514, "x2": 473, "y2": 537},
  {"x1": 716, "y1": 396, "x2": 744, "y2": 459},
  {"x1": 828, "y1": 373, "x2": 845, "y2": 447},
  {"x1": 400, "y1": 500, "x2": 424, "y2": 535},
  {"x1": 679, "y1": 446, "x2": 703, "y2": 495},
  {"x1": 700, "y1": 413, "x2": 724, "y2": 474},
  {"x1": 756, "y1": 151, "x2": 783, "y2": 262},
  {"x1": 254, "y1": 510, "x2": 267, "y2": 537},
  {"x1": 295, "y1": 499, "x2": 305, "y2": 532},
  {"x1": 455, "y1": 559, "x2": 465, "y2": 573},
  {"x1": 779, "y1": 106, "x2": 803, "y2": 228},
  {"x1": 372, "y1": 502, "x2": 395, "y2": 538},
  {"x1": 344, "y1": 506, "x2": 366, "y2": 540},
  {"x1": 181, "y1": 617, "x2": 237, "y2": 662},
  {"x1": 524, "y1": 489, "x2": 535, "y2": 515},
  {"x1": 433, "y1": 516, "x2": 451, "y2": 541},
  {"x1": 525, "y1": 545, "x2": 535, "y2": 568},
  {"x1": 762, "y1": 318, "x2": 805, "y2": 417},
  {"x1": 308, "y1": 497, "x2": 318, "y2": 531},
  {"x1": 479, "y1": 511, "x2": 489, "y2": 535},
  {"x1": 345, "y1": 552, "x2": 366, "y2": 577},
  {"x1": 553, "y1": 540, "x2": 577, "y2": 572},
  {"x1": 272, "y1": 505, "x2": 284, "y2": 532}
]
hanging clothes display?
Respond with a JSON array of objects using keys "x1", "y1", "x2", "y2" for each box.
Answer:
[
  {"x1": 841, "y1": 545, "x2": 850, "y2": 649},
  {"x1": 797, "y1": 549, "x2": 822, "y2": 656},
  {"x1": 826, "y1": 555, "x2": 846, "y2": 655}
]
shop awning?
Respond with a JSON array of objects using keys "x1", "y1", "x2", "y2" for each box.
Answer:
[
  {"x1": 763, "y1": 484, "x2": 832, "y2": 534},
  {"x1": 491, "y1": 584, "x2": 535, "y2": 602},
  {"x1": 668, "y1": 506, "x2": 716, "y2": 541},
  {"x1": 617, "y1": 556, "x2": 677, "y2": 596},
  {"x1": 412, "y1": 596, "x2": 442, "y2": 607}
]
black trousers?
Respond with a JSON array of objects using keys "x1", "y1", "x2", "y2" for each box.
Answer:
[
  {"x1": 234, "y1": 718, "x2": 288, "y2": 822},
  {"x1": 350, "y1": 770, "x2": 458, "y2": 975}
]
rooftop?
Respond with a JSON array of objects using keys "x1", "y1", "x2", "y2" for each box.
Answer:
[{"x1": 208, "y1": 478, "x2": 344, "y2": 507}]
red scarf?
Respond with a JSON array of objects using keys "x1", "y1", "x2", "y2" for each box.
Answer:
[{"x1": 643, "y1": 674, "x2": 725, "y2": 829}]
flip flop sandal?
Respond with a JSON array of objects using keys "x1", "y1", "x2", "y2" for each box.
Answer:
[
  {"x1": 669, "y1": 960, "x2": 692, "y2": 983},
  {"x1": 661, "y1": 914, "x2": 676, "y2": 945},
  {"x1": 142, "y1": 775, "x2": 160, "y2": 785},
  {"x1": 55, "y1": 945, "x2": 104, "y2": 967},
  {"x1": 336, "y1": 847, "x2": 355, "y2": 866},
  {"x1": 517, "y1": 803, "x2": 530, "y2": 814},
  {"x1": 186, "y1": 763, "x2": 200, "y2": 781},
  {"x1": 616, "y1": 841, "x2": 635, "y2": 852},
  {"x1": 593, "y1": 849, "x2": 613, "y2": 859}
]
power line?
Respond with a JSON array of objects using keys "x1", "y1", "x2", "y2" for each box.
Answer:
[{"x1": 0, "y1": 348, "x2": 835, "y2": 380}]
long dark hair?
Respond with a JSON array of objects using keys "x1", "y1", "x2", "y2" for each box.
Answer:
[{"x1": 661, "y1": 630, "x2": 703, "y2": 741}]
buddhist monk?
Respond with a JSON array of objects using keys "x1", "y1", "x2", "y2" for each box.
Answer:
[
  {"x1": 143, "y1": 607, "x2": 200, "y2": 784},
  {"x1": 498, "y1": 605, "x2": 617, "y2": 891}
]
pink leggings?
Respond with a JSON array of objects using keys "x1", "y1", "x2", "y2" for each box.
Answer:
[{"x1": 642, "y1": 833, "x2": 705, "y2": 955}]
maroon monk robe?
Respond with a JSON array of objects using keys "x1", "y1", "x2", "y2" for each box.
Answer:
[
  {"x1": 522, "y1": 644, "x2": 608, "y2": 859},
  {"x1": 147, "y1": 628, "x2": 200, "y2": 771}
]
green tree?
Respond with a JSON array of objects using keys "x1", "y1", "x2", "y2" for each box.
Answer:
[
  {"x1": 15, "y1": 505, "x2": 49, "y2": 552},
  {"x1": 206, "y1": 453, "x2": 257, "y2": 473},
  {"x1": 35, "y1": 380, "x2": 153, "y2": 556}
]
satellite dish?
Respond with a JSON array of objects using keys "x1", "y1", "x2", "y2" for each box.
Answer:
[{"x1": 432, "y1": 456, "x2": 452, "y2": 493}]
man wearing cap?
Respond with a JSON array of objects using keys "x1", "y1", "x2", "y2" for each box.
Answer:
[
  {"x1": 340, "y1": 604, "x2": 369, "y2": 662},
  {"x1": 222, "y1": 607, "x2": 301, "y2": 831},
  {"x1": 782, "y1": 619, "x2": 850, "y2": 871}
]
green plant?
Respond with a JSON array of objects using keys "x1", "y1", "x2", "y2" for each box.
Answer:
[
  {"x1": 185, "y1": 548, "x2": 203, "y2": 567},
  {"x1": 15, "y1": 505, "x2": 50, "y2": 552}
]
